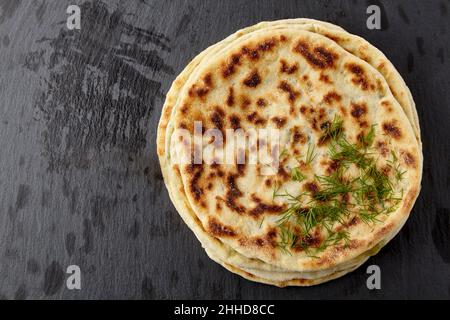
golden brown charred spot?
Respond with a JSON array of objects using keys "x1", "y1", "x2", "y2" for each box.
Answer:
[
  {"x1": 240, "y1": 95, "x2": 251, "y2": 109},
  {"x1": 188, "y1": 164, "x2": 204, "y2": 201},
  {"x1": 264, "y1": 179, "x2": 272, "y2": 187},
  {"x1": 300, "y1": 106, "x2": 326, "y2": 132},
  {"x1": 225, "y1": 174, "x2": 246, "y2": 213},
  {"x1": 322, "y1": 91, "x2": 342, "y2": 105},
  {"x1": 249, "y1": 202, "x2": 286, "y2": 218},
  {"x1": 241, "y1": 46, "x2": 259, "y2": 60},
  {"x1": 278, "y1": 81, "x2": 300, "y2": 104},
  {"x1": 188, "y1": 85, "x2": 208, "y2": 99},
  {"x1": 241, "y1": 228, "x2": 278, "y2": 248},
  {"x1": 250, "y1": 194, "x2": 261, "y2": 203},
  {"x1": 208, "y1": 218, "x2": 236, "y2": 237},
  {"x1": 245, "y1": 112, "x2": 256, "y2": 123},
  {"x1": 290, "y1": 228, "x2": 322, "y2": 252},
  {"x1": 381, "y1": 100, "x2": 393, "y2": 112},
  {"x1": 401, "y1": 150, "x2": 416, "y2": 167},
  {"x1": 300, "y1": 105, "x2": 307, "y2": 114},
  {"x1": 319, "y1": 73, "x2": 333, "y2": 84},
  {"x1": 222, "y1": 53, "x2": 241, "y2": 78},
  {"x1": 247, "y1": 111, "x2": 267, "y2": 126},
  {"x1": 345, "y1": 63, "x2": 374, "y2": 91},
  {"x1": 350, "y1": 102, "x2": 368, "y2": 118},
  {"x1": 256, "y1": 98, "x2": 267, "y2": 108},
  {"x1": 188, "y1": 73, "x2": 214, "y2": 99},
  {"x1": 347, "y1": 216, "x2": 359, "y2": 227},
  {"x1": 280, "y1": 59, "x2": 298, "y2": 74},
  {"x1": 216, "y1": 202, "x2": 222, "y2": 211},
  {"x1": 302, "y1": 233, "x2": 322, "y2": 248},
  {"x1": 382, "y1": 121, "x2": 402, "y2": 139},
  {"x1": 240, "y1": 38, "x2": 277, "y2": 62},
  {"x1": 359, "y1": 121, "x2": 368, "y2": 128},
  {"x1": 210, "y1": 107, "x2": 225, "y2": 130},
  {"x1": 376, "y1": 141, "x2": 389, "y2": 157},
  {"x1": 277, "y1": 166, "x2": 290, "y2": 181},
  {"x1": 229, "y1": 114, "x2": 241, "y2": 130},
  {"x1": 226, "y1": 87, "x2": 235, "y2": 107},
  {"x1": 180, "y1": 104, "x2": 189, "y2": 114},
  {"x1": 291, "y1": 126, "x2": 307, "y2": 145},
  {"x1": 266, "y1": 228, "x2": 277, "y2": 241},
  {"x1": 304, "y1": 182, "x2": 319, "y2": 195},
  {"x1": 243, "y1": 70, "x2": 261, "y2": 88},
  {"x1": 294, "y1": 40, "x2": 337, "y2": 69},
  {"x1": 326, "y1": 159, "x2": 340, "y2": 174},
  {"x1": 271, "y1": 116, "x2": 287, "y2": 128},
  {"x1": 203, "y1": 73, "x2": 213, "y2": 86},
  {"x1": 258, "y1": 38, "x2": 277, "y2": 51}
]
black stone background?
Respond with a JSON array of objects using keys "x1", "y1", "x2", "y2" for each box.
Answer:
[{"x1": 0, "y1": 0, "x2": 448, "y2": 299}]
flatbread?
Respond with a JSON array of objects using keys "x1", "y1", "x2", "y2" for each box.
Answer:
[{"x1": 157, "y1": 19, "x2": 422, "y2": 286}]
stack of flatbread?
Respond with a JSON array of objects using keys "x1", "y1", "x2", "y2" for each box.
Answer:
[{"x1": 157, "y1": 19, "x2": 422, "y2": 286}]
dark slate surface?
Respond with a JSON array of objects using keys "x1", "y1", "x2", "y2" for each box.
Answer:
[{"x1": 0, "y1": 0, "x2": 448, "y2": 300}]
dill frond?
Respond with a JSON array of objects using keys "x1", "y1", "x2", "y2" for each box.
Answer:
[
  {"x1": 305, "y1": 143, "x2": 317, "y2": 166},
  {"x1": 291, "y1": 167, "x2": 306, "y2": 182}
]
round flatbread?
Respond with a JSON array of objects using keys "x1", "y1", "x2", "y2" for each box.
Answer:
[{"x1": 157, "y1": 19, "x2": 422, "y2": 286}]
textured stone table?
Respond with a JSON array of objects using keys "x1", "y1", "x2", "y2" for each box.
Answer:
[{"x1": 0, "y1": 0, "x2": 448, "y2": 299}]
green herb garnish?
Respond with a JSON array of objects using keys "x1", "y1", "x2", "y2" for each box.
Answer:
[
  {"x1": 304, "y1": 143, "x2": 317, "y2": 165},
  {"x1": 291, "y1": 167, "x2": 306, "y2": 182},
  {"x1": 274, "y1": 118, "x2": 405, "y2": 256}
]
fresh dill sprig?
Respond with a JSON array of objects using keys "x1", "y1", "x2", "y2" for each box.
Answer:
[
  {"x1": 274, "y1": 122, "x2": 407, "y2": 255},
  {"x1": 272, "y1": 182, "x2": 281, "y2": 200},
  {"x1": 359, "y1": 209, "x2": 382, "y2": 224},
  {"x1": 275, "y1": 225, "x2": 296, "y2": 255},
  {"x1": 386, "y1": 150, "x2": 406, "y2": 183},
  {"x1": 319, "y1": 115, "x2": 344, "y2": 144},
  {"x1": 395, "y1": 167, "x2": 407, "y2": 183},
  {"x1": 316, "y1": 230, "x2": 350, "y2": 253},
  {"x1": 291, "y1": 167, "x2": 306, "y2": 182},
  {"x1": 314, "y1": 168, "x2": 352, "y2": 201},
  {"x1": 329, "y1": 136, "x2": 372, "y2": 169},
  {"x1": 359, "y1": 124, "x2": 377, "y2": 148},
  {"x1": 259, "y1": 217, "x2": 265, "y2": 229},
  {"x1": 305, "y1": 143, "x2": 317, "y2": 165}
]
